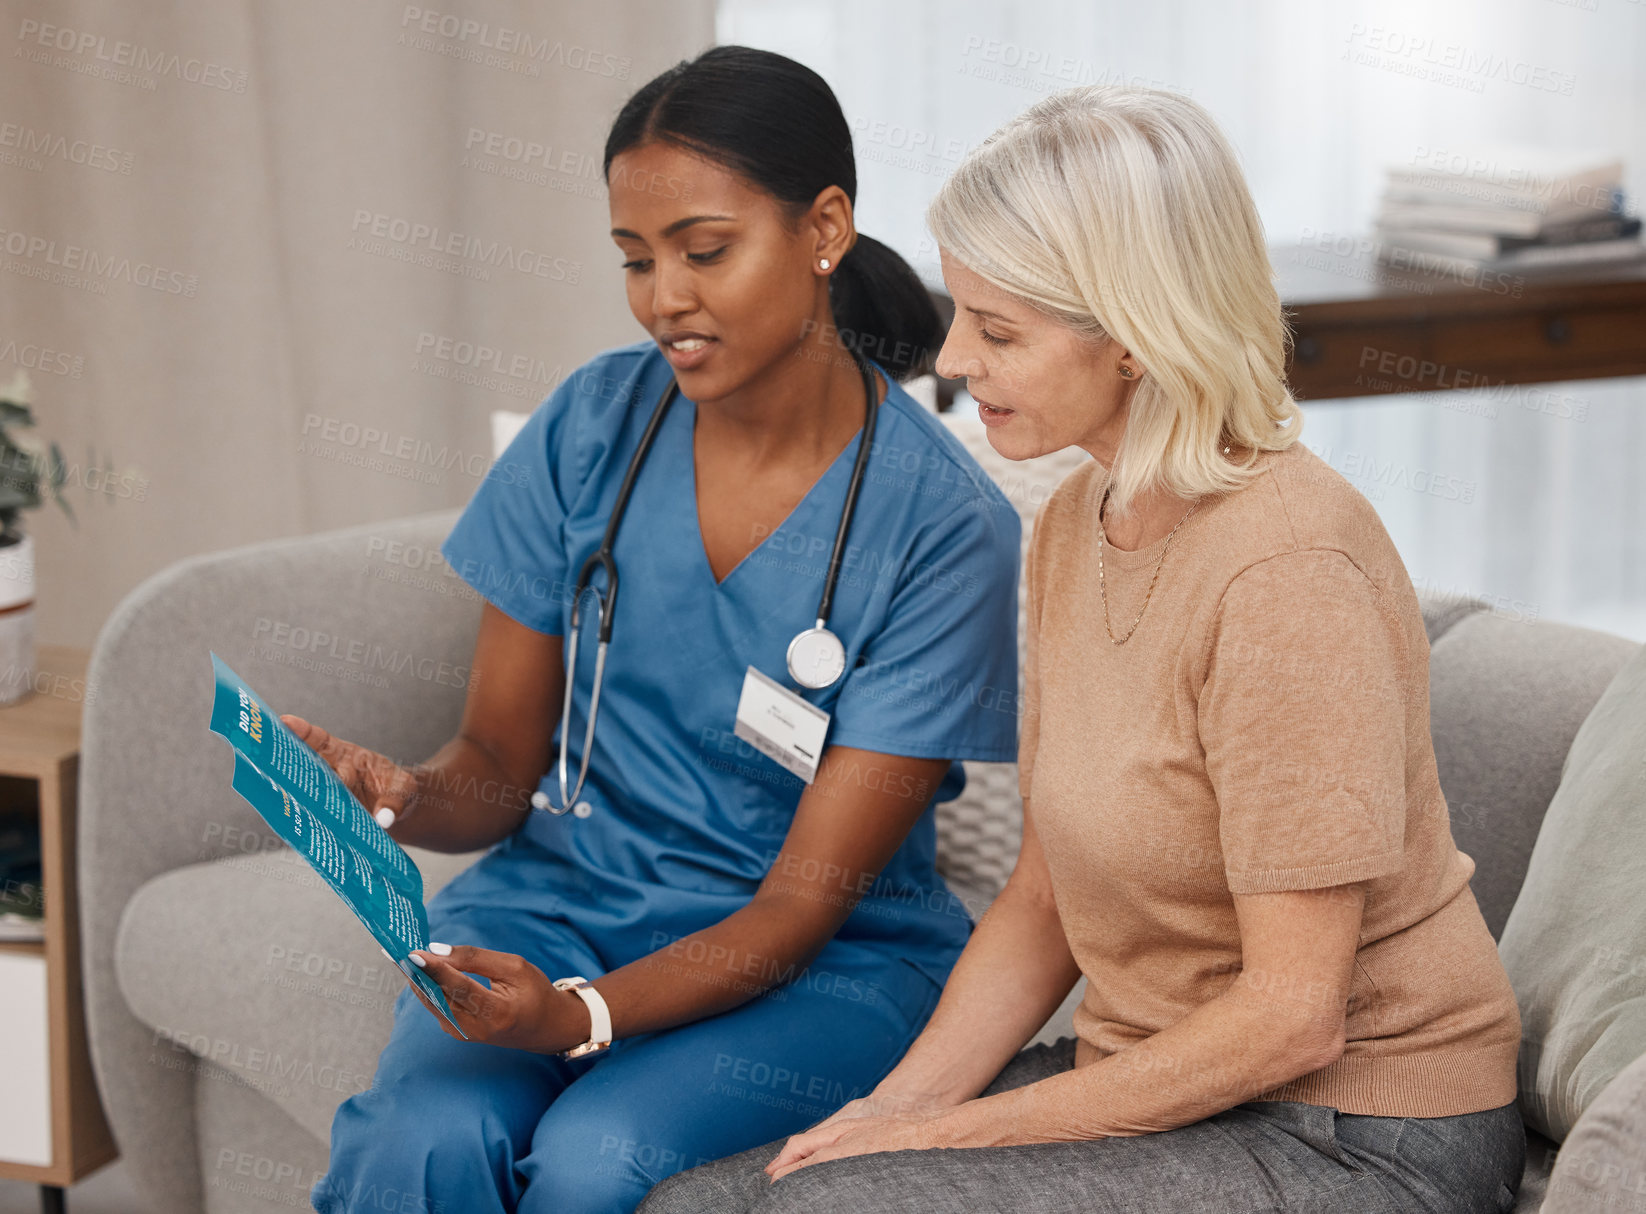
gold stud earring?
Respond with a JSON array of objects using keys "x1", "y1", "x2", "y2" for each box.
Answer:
[
  {"x1": 819, "y1": 258, "x2": 831, "y2": 271},
  {"x1": 1118, "y1": 365, "x2": 1134, "y2": 378}
]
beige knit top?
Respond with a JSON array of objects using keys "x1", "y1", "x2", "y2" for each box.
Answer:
[{"x1": 1021, "y1": 439, "x2": 1521, "y2": 1117}]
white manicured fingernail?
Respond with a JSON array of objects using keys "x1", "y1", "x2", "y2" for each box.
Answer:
[
  {"x1": 409, "y1": 953, "x2": 426, "y2": 968},
  {"x1": 428, "y1": 941, "x2": 452, "y2": 956},
  {"x1": 374, "y1": 807, "x2": 396, "y2": 828}
]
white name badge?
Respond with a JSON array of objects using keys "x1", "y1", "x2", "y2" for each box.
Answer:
[{"x1": 733, "y1": 666, "x2": 831, "y2": 784}]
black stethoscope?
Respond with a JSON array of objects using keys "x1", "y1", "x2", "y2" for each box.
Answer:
[{"x1": 530, "y1": 348, "x2": 882, "y2": 817}]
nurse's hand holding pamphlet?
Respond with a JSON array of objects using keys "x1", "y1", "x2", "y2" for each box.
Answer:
[
  {"x1": 279, "y1": 712, "x2": 596, "y2": 1051},
  {"x1": 280, "y1": 714, "x2": 421, "y2": 831},
  {"x1": 209, "y1": 651, "x2": 604, "y2": 1049},
  {"x1": 205, "y1": 654, "x2": 469, "y2": 1037}
]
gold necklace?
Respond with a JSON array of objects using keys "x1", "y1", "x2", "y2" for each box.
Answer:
[{"x1": 1096, "y1": 470, "x2": 1199, "y2": 645}]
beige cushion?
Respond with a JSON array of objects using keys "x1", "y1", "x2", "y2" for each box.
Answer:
[
  {"x1": 1543, "y1": 1049, "x2": 1646, "y2": 1208},
  {"x1": 1498, "y1": 642, "x2": 1646, "y2": 1141}
]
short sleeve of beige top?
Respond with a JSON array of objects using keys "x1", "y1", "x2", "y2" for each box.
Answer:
[{"x1": 1020, "y1": 439, "x2": 1520, "y2": 1118}]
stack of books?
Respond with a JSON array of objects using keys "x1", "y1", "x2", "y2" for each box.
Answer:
[
  {"x1": 0, "y1": 819, "x2": 44, "y2": 942},
  {"x1": 1374, "y1": 145, "x2": 1643, "y2": 275}
]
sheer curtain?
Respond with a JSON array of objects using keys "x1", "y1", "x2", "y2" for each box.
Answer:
[
  {"x1": 3, "y1": 0, "x2": 714, "y2": 650},
  {"x1": 718, "y1": 0, "x2": 1646, "y2": 638}
]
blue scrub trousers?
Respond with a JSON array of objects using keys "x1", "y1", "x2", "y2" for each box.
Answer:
[{"x1": 310, "y1": 845, "x2": 946, "y2": 1214}]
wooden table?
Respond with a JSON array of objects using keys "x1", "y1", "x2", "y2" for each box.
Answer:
[
  {"x1": 930, "y1": 243, "x2": 1646, "y2": 409},
  {"x1": 1274, "y1": 240, "x2": 1646, "y2": 402},
  {"x1": 0, "y1": 645, "x2": 116, "y2": 1214}
]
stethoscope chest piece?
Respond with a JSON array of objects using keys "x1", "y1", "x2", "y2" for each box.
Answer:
[{"x1": 787, "y1": 624, "x2": 847, "y2": 690}]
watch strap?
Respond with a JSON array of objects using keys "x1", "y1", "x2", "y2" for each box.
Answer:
[{"x1": 552, "y1": 976, "x2": 612, "y2": 1057}]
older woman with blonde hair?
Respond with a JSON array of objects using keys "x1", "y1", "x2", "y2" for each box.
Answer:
[{"x1": 640, "y1": 84, "x2": 1525, "y2": 1214}]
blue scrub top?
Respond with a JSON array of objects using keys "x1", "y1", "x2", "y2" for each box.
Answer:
[{"x1": 439, "y1": 341, "x2": 1020, "y2": 987}]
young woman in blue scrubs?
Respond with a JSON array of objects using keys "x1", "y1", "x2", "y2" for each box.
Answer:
[{"x1": 284, "y1": 47, "x2": 1020, "y2": 1214}]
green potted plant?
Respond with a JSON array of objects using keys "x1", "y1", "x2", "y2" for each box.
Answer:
[{"x1": 0, "y1": 371, "x2": 74, "y2": 706}]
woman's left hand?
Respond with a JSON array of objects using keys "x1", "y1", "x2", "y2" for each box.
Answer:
[
  {"x1": 766, "y1": 1107, "x2": 953, "y2": 1181},
  {"x1": 407, "y1": 944, "x2": 589, "y2": 1053}
]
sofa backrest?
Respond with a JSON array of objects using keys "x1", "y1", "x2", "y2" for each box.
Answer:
[
  {"x1": 1424, "y1": 603, "x2": 1637, "y2": 937},
  {"x1": 932, "y1": 409, "x2": 1642, "y2": 936}
]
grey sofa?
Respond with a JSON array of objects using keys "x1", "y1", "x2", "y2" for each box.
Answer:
[{"x1": 80, "y1": 497, "x2": 1644, "y2": 1214}]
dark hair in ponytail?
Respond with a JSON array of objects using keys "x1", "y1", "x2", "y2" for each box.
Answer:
[{"x1": 603, "y1": 45, "x2": 940, "y2": 381}]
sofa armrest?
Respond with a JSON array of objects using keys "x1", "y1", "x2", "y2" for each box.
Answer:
[
  {"x1": 80, "y1": 508, "x2": 481, "y2": 1214},
  {"x1": 1543, "y1": 1049, "x2": 1646, "y2": 1212}
]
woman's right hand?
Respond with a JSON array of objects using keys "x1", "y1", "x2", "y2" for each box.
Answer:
[
  {"x1": 792, "y1": 1088, "x2": 946, "y2": 1142},
  {"x1": 280, "y1": 714, "x2": 423, "y2": 831},
  {"x1": 766, "y1": 1088, "x2": 948, "y2": 1178}
]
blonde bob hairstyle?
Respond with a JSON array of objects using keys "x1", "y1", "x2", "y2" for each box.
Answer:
[{"x1": 927, "y1": 84, "x2": 1302, "y2": 518}]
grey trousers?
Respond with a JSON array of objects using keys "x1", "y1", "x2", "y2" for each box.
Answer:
[{"x1": 636, "y1": 1037, "x2": 1525, "y2": 1214}]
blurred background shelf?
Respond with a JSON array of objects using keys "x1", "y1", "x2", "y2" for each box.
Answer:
[{"x1": 0, "y1": 646, "x2": 117, "y2": 1211}]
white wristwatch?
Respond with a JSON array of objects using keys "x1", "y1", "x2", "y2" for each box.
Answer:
[{"x1": 552, "y1": 976, "x2": 612, "y2": 1058}]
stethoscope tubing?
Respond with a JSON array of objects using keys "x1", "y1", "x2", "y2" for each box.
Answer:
[
  {"x1": 542, "y1": 349, "x2": 880, "y2": 815},
  {"x1": 816, "y1": 357, "x2": 879, "y2": 628}
]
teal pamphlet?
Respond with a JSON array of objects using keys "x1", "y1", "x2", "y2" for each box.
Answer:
[{"x1": 207, "y1": 651, "x2": 467, "y2": 1038}]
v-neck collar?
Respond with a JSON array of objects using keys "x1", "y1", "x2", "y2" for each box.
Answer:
[{"x1": 680, "y1": 383, "x2": 881, "y2": 591}]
